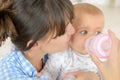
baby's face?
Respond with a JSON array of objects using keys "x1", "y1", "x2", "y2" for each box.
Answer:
[{"x1": 71, "y1": 14, "x2": 104, "y2": 54}]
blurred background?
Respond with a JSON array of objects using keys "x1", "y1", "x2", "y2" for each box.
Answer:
[
  {"x1": 0, "y1": 0, "x2": 120, "y2": 59},
  {"x1": 71, "y1": 0, "x2": 120, "y2": 7}
]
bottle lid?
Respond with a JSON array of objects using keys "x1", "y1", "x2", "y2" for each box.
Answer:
[{"x1": 85, "y1": 34, "x2": 112, "y2": 60}]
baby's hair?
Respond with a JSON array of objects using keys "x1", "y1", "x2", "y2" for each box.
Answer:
[
  {"x1": 0, "y1": 0, "x2": 17, "y2": 46},
  {"x1": 74, "y1": 3, "x2": 103, "y2": 16}
]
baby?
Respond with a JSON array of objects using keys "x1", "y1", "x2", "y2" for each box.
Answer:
[{"x1": 43, "y1": 3, "x2": 104, "y2": 80}]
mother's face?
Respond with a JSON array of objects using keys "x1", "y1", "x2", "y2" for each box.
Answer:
[{"x1": 39, "y1": 23, "x2": 75, "y2": 53}]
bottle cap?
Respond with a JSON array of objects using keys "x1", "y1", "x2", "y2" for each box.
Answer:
[{"x1": 85, "y1": 34, "x2": 112, "y2": 61}]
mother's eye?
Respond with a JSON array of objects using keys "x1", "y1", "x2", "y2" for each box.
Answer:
[{"x1": 80, "y1": 30, "x2": 88, "y2": 35}]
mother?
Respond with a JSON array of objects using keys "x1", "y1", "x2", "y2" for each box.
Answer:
[{"x1": 0, "y1": 0, "x2": 75, "y2": 79}]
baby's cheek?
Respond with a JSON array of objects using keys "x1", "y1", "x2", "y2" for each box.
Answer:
[
  {"x1": 71, "y1": 37, "x2": 85, "y2": 48},
  {"x1": 75, "y1": 41, "x2": 84, "y2": 50},
  {"x1": 80, "y1": 40, "x2": 86, "y2": 50}
]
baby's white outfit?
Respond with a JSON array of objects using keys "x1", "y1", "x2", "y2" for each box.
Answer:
[{"x1": 43, "y1": 48, "x2": 102, "y2": 80}]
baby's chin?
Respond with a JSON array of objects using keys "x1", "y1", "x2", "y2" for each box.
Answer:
[
  {"x1": 79, "y1": 51, "x2": 88, "y2": 55},
  {"x1": 72, "y1": 48, "x2": 88, "y2": 55}
]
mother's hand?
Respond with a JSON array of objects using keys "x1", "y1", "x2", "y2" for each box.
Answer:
[
  {"x1": 90, "y1": 30, "x2": 120, "y2": 80},
  {"x1": 62, "y1": 71, "x2": 99, "y2": 80}
]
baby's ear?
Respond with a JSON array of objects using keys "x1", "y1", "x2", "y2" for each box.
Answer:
[{"x1": 27, "y1": 40, "x2": 39, "y2": 50}]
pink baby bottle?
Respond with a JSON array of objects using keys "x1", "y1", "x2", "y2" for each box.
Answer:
[{"x1": 85, "y1": 34, "x2": 112, "y2": 61}]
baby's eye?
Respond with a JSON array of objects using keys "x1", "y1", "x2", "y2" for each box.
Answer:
[
  {"x1": 95, "y1": 31, "x2": 101, "y2": 35},
  {"x1": 80, "y1": 30, "x2": 88, "y2": 35}
]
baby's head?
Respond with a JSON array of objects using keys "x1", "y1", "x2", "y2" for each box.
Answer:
[{"x1": 71, "y1": 3, "x2": 104, "y2": 54}]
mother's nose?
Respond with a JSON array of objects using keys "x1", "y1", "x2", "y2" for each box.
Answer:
[{"x1": 66, "y1": 23, "x2": 75, "y2": 36}]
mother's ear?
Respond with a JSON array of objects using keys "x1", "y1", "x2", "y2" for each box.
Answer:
[{"x1": 27, "y1": 40, "x2": 39, "y2": 50}]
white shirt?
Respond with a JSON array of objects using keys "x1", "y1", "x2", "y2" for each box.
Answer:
[{"x1": 43, "y1": 48, "x2": 100, "y2": 80}]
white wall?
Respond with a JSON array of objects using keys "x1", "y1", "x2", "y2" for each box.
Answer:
[
  {"x1": 71, "y1": 0, "x2": 120, "y2": 7},
  {"x1": 115, "y1": 0, "x2": 120, "y2": 7},
  {"x1": 81, "y1": 0, "x2": 109, "y2": 5},
  {"x1": 0, "y1": 38, "x2": 12, "y2": 60},
  {"x1": 71, "y1": 0, "x2": 109, "y2": 5}
]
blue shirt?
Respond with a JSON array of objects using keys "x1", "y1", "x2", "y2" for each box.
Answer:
[{"x1": 0, "y1": 48, "x2": 48, "y2": 80}]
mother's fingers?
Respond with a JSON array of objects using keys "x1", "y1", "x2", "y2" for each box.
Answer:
[
  {"x1": 108, "y1": 30, "x2": 119, "y2": 57},
  {"x1": 89, "y1": 51, "x2": 103, "y2": 71},
  {"x1": 62, "y1": 72, "x2": 77, "y2": 78},
  {"x1": 36, "y1": 70, "x2": 43, "y2": 78},
  {"x1": 118, "y1": 39, "x2": 120, "y2": 63},
  {"x1": 116, "y1": 38, "x2": 120, "y2": 62},
  {"x1": 118, "y1": 38, "x2": 120, "y2": 52},
  {"x1": 62, "y1": 71, "x2": 89, "y2": 79},
  {"x1": 108, "y1": 30, "x2": 120, "y2": 66}
]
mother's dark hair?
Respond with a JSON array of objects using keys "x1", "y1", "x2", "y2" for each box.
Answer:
[{"x1": 0, "y1": 0, "x2": 74, "y2": 51}]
